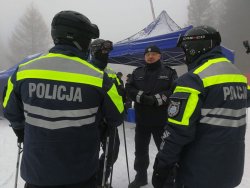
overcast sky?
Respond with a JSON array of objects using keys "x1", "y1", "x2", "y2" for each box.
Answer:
[{"x1": 0, "y1": 0, "x2": 189, "y2": 43}]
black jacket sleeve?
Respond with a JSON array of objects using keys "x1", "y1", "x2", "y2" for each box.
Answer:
[
  {"x1": 125, "y1": 70, "x2": 143, "y2": 103},
  {"x1": 154, "y1": 68, "x2": 178, "y2": 106},
  {"x1": 101, "y1": 73, "x2": 124, "y2": 128},
  {"x1": 3, "y1": 68, "x2": 25, "y2": 128}
]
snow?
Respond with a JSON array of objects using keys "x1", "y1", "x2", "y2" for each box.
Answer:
[{"x1": 0, "y1": 109, "x2": 249, "y2": 188}]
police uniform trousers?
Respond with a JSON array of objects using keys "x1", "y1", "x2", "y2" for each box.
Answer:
[{"x1": 134, "y1": 124, "x2": 164, "y2": 175}]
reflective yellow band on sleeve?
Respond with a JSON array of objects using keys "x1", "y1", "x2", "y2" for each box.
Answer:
[
  {"x1": 107, "y1": 73, "x2": 116, "y2": 79},
  {"x1": 16, "y1": 70, "x2": 103, "y2": 88},
  {"x1": 168, "y1": 86, "x2": 201, "y2": 126},
  {"x1": 202, "y1": 74, "x2": 247, "y2": 88},
  {"x1": 116, "y1": 77, "x2": 121, "y2": 85},
  {"x1": 248, "y1": 85, "x2": 250, "y2": 90},
  {"x1": 3, "y1": 77, "x2": 14, "y2": 108},
  {"x1": 107, "y1": 84, "x2": 124, "y2": 113}
]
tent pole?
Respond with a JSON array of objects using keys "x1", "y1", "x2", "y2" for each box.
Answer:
[{"x1": 149, "y1": 0, "x2": 156, "y2": 21}]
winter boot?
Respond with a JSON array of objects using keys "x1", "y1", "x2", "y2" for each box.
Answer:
[{"x1": 128, "y1": 172, "x2": 148, "y2": 188}]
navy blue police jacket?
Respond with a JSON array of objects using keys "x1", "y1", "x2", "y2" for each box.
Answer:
[
  {"x1": 126, "y1": 60, "x2": 177, "y2": 127},
  {"x1": 3, "y1": 44, "x2": 124, "y2": 186},
  {"x1": 156, "y1": 47, "x2": 247, "y2": 188}
]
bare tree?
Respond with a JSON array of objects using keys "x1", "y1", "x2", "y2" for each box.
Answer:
[
  {"x1": 7, "y1": 3, "x2": 52, "y2": 68},
  {"x1": 188, "y1": 0, "x2": 212, "y2": 26},
  {"x1": 216, "y1": 0, "x2": 250, "y2": 73}
]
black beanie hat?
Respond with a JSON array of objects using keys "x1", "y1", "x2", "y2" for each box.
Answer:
[{"x1": 144, "y1": 45, "x2": 161, "y2": 55}]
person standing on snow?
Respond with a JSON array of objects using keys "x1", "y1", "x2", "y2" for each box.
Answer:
[
  {"x1": 90, "y1": 39, "x2": 123, "y2": 188},
  {"x1": 126, "y1": 45, "x2": 177, "y2": 188},
  {"x1": 152, "y1": 25, "x2": 248, "y2": 188},
  {"x1": 3, "y1": 10, "x2": 124, "y2": 188}
]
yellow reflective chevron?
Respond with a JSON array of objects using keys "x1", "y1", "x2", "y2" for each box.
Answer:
[
  {"x1": 107, "y1": 84, "x2": 124, "y2": 113},
  {"x1": 19, "y1": 53, "x2": 103, "y2": 74},
  {"x1": 16, "y1": 70, "x2": 103, "y2": 88},
  {"x1": 3, "y1": 77, "x2": 14, "y2": 108},
  {"x1": 202, "y1": 74, "x2": 247, "y2": 88},
  {"x1": 17, "y1": 53, "x2": 104, "y2": 87},
  {"x1": 193, "y1": 57, "x2": 230, "y2": 74},
  {"x1": 194, "y1": 57, "x2": 247, "y2": 87},
  {"x1": 168, "y1": 86, "x2": 201, "y2": 126},
  {"x1": 104, "y1": 67, "x2": 121, "y2": 85}
]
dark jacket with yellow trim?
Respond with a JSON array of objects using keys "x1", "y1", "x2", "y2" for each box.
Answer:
[
  {"x1": 3, "y1": 44, "x2": 124, "y2": 186},
  {"x1": 156, "y1": 47, "x2": 247, "y2": 188},
  {"x1": 126, "y1": 60, "x2": 177, "y2": 127},
  {"x1": 90, "y1": 57, "x2": 126, "y2": 102}
]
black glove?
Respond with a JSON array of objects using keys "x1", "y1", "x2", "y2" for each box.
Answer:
[
  {"x1": 142, "y1": 94, "x2": 156, "y2": 106},
  {"x1": 152, "y1": 158, "x2": 177, "y2": 188},
  {"x1": 12, "y1": 128, "x2": 24, "y2": 143}
]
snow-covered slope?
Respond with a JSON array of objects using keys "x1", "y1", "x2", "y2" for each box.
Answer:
[{"x1": 0, "y1": 110, "x2": 249, "y2": 188}]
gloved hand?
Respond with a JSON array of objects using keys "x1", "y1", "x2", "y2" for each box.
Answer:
[
  {"x1": 152, "y1": 158, "x2": 177, "y2": 188},
  {"x1": 12, "y1": 128, "x2": 24, "y2": 143},
  {"x1": 142, "y1": 94, "x2": 156, "y2": 106}
]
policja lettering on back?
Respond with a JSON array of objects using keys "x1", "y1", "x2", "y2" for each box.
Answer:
[
  {"x1": 29, "y1": 83, "x2": 82, "y2": 102},
  {"x1": 223, "y1": 85, "x2": 247, "y2": 100}
]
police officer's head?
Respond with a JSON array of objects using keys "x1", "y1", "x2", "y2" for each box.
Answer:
[
  {"x1": 51, "y1": 10, "x2": 99, "y2": 56},
  {"x1": 144, "y1": 45, "x2": 161, "y2": 64},
  {"x1": 90, "y1": 39, "x2": 113, "y2": 69},
  {"x1": 177, "y1": 25, "x2": 221, "y2": 65}
]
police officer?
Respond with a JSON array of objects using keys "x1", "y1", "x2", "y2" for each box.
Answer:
[
  {"x1": 152, "y1": 25, "x2": 248, "y2": 188},
  {"x1": 126, "y1": 45, "x2": 177, "y2": 188},
  {"x1": 3, "y1": 11, "x2": 124, "y2": 188},
  {"x1": 90, "y1": 39, "x2": 122, "y2": 188}
]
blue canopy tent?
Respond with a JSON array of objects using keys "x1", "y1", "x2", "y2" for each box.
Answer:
[
  {"x1": 109, "y1": 11, "x2": 234, "y2": 67},
  {"x1": 109, "y1": 26, "x2": 192, "y2": 66}
]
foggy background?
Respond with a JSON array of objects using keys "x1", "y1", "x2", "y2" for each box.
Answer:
[{"x1": 0, "y1": 0, "x2": 249, "y2": 74}]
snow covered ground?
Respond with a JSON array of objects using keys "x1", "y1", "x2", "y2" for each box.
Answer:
[{"x1": 0, "y1": 109, "x2": 249, "y2": 188}]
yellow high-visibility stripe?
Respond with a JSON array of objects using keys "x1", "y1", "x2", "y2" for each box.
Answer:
[
  {"x1": 248, "y1": 85, "x2": 250, "y2": 90},
  {"x1": 116, "y1": 77, "x2": 121, "y2": 85},
  {"x1": 107, "y1": 84, "x2": 124, "y2": 113},
  {"x1": 3, "y1": 77, "x2": 14, "y2": 108},
  {"x1": 16, "y1": 70, "x2": 103, "y2": 88},
  {"x1": 168, "y1": 86, "x2": 200, "y2": 126},
  {"x1": 19, "y1": 53, "x2": 103, "y2": 74},
  {"x1": 202, "y1": 74, "x2": 247, "y2": 88},
  {"x1": 193, "y1": 57, "x2": 230, "y2": 74}
]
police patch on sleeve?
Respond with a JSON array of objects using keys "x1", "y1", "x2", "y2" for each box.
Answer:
[{"x1": 167, "y1": 100, "x2": 180, "y2": 117}]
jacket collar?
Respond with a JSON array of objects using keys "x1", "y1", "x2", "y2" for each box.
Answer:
[
  {"x1": 188, "y1": 46, "x2": 225, "y2": 71},
  {"x1": 49, "y1": 44, "x2": 89, "y2": 61}
]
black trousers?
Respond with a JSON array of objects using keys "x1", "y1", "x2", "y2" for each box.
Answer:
[
  {"x1": 24, "y1": 175, "x2": 97, "y2": 188},
  {"x1": 134, "y1": 125, "x2": 164, "y2": 175},
  {"x1": 97, "y1": 127, "x2": 120, "y2": 185}
]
